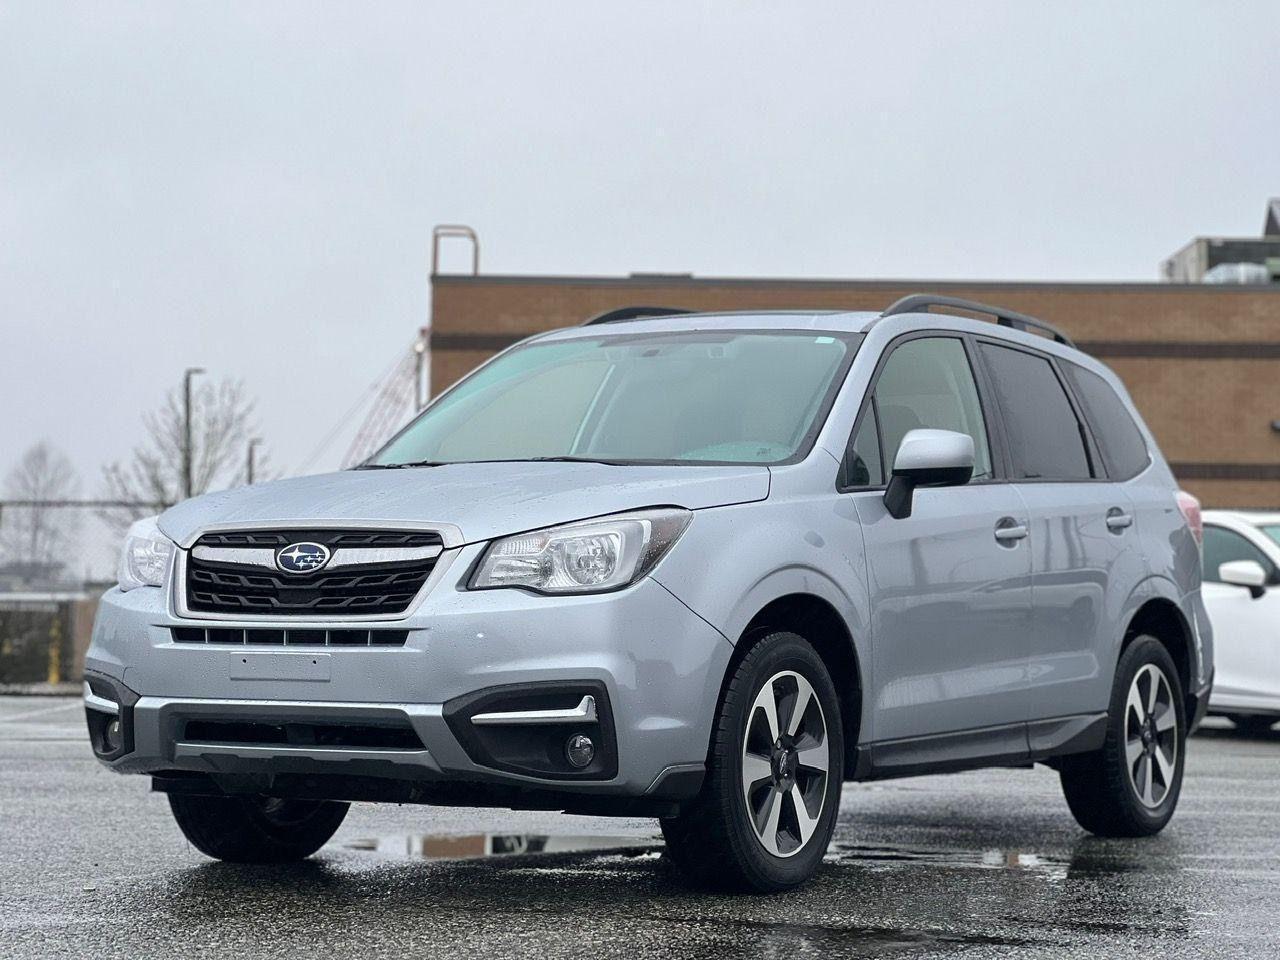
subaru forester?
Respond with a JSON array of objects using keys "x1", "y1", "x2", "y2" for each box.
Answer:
[{"x1": 85, "y1": 295, "x2": 1212, "y2": 891}]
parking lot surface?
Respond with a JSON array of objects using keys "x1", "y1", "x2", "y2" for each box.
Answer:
[{"x1": 2, "y1": 696, "x2": 1278, "y2": 958}]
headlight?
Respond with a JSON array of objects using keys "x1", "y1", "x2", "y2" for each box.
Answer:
[
  {"x1": 470, "y1": 508, "x2": 692, "y2": 595},
  {"x1": 117, "y1": 516, "x2": 175, "y2": 591}
]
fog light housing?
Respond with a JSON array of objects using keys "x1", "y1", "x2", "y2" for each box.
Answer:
[
  {"x1": 565, "y1": 734, "x2": 595, "y2": 769},
  {"x1": 83, "y1": 673, "x2": 139, "y2": 760},
  {"x1": 103, "y1": 719, "x2": 122, "y2": 752}
]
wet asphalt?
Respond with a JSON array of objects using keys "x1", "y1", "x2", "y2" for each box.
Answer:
[{"x1": 2, "y1": 696, "x2": 1278, "y2": 959}]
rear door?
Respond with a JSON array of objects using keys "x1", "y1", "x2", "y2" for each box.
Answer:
[
  {"x1": 843, "y1": 334, "x2": 1033, "y2": 753},
  {"x1": 976, "y1": 341, "x2": 1148, "y2": 723}
]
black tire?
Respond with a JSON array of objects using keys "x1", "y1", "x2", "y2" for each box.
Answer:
[
  {"x1": 1228, "y1": 714, "x2": 1277, "y2": 735},
  {"x1": 661, "y1": 631, "x2": 844, "y2": 892},
  {"x1": 168, "y1": 793, "x2": 349, "y2": 863},
  {"x1": 1059, "y1": 636, "x2": 1186, "y2": 837}
]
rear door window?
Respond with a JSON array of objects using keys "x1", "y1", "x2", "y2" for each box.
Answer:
[
  {"x1": 979, "y1": 343, "x2": 1092, "y2": 480},
  {"x1": 1062, "y1": 362, "x2": 1151, "y2": 480}
]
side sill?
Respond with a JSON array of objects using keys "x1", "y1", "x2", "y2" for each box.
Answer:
[{"x1": 849, "y1": 712, "x2": 1108, "y2": 782}]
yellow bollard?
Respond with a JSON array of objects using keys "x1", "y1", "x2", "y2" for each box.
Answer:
[{"x1": 47, "y1": 611, "x2": 62, "y2": 685}]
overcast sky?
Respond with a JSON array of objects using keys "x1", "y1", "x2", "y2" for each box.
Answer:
[{"x1": 2, "y1": 1, "x2": 1278, "y2": 496}]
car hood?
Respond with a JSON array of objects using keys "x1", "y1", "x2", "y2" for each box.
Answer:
[{"x1": 157, "y1": 462, "x2": 771, "y2": 547}]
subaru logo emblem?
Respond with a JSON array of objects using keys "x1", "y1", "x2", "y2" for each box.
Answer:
[{"x1": 276, "y1": 542, "x2": 331, "y2": 575}]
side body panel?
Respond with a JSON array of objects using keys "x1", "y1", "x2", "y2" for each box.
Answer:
[
  {"x1": 1204, "y1": 579, "x2": 1280, "y2": 711},
  {"x1": 849, "y1": 485, "x2": 1033, "y2": 742},
  {"x1": 1017, "y1": 480, "x2": 1147, "y2": 719},
  {"x1": 1127, "y1": 457, "x2": 1212, "y2": 698}
]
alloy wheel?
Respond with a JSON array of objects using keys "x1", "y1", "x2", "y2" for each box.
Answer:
[
  {"x1": 741, "y1": 670, "x2": 830, "y2": 857},
  {"x1": 1124, "y1": 663, "x2": 1178, "y2": 809}
]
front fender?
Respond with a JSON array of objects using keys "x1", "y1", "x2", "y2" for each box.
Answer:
[{"x1": 652, "y1": 496, "x2": 872, "y2": 724}]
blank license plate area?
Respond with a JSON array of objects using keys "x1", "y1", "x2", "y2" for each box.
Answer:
[{"x1": 229, "y1": 652, "x2": 331, "y2": 682}]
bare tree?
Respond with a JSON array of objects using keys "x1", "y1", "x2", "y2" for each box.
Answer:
[
  {"x1": 0, "y1": 441, "x2": 81, "y2": 574},
  {"x1": 100, "y1": 378, "x2": 264, "y2": 534}
]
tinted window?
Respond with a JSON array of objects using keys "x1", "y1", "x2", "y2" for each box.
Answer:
[
  {"x1": 873, "y1": 337, "x2": 992, "y2": 479},
  {"x1": 1062, "y1": 363, "x2": 1150, "y2": 480},
  {"x1": 374, "y1": 331, "x2": 855, "y2": 466},
  {"x1": 1203, "y1": 525, "x2": 1279, "y2": 584},
  {"x1": 846, "y1": 403, "x2": 883, "y2": 486},
  {"x1": 980, "y1": 344, "x2": 1092, "y2": 480}
]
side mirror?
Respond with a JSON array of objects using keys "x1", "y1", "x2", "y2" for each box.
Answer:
[
  {"x1": 1219, "y1": 559, "x2": 1268, "y2": 600},
  {"x1": 884, "y1": 429, "x2": 975, "y2": 519}
]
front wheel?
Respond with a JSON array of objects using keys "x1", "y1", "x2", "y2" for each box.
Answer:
[
  {"x1": 661, "y1": 631, "x2": 844, "y2": 892},
  {"x1": 1059, "y1": 636, "x2": 1186, "y2": 837},
  {"x1": 168, "y1": 793, "x2": 349, "y2": 862}
]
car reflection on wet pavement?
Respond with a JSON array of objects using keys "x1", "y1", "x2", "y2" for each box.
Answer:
[
  {"x1": 2, "y1": 698, "x2": 1278, "y2": 958},
  {"x1": 341, "y1": 832, "x2": 655, "y2": 860}
]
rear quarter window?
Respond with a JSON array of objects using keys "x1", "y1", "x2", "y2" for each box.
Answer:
[{"x1": 1062, "y1": 362, "x2": 1151, "y2": 480}]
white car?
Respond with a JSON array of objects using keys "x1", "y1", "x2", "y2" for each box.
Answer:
[{"x1": 1202, "y1": 510, "x2": 1280, "y2": 732}]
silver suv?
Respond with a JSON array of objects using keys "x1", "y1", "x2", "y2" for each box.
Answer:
[{"x1": 85, "y1": 296, "x2": 1212, "y2": 891}]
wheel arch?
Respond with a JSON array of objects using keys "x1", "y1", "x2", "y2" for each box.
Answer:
[
  {"x1": 728, "y1": 592, "x2": 864, "y2": 776},
  {"x1": 1121, "y1": 595, "x2": 1196, "y2": 718}
]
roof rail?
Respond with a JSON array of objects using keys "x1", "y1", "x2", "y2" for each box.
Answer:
[
  {"x1": 583, "y1": 305, "x2": 693, "y2": 326},
  {"x1": 881, "y1": 294, "x2": 1076, "y2": 348}
]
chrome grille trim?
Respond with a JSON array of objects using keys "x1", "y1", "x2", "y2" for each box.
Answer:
[
  {"x1": 169, "y1": 519, "x2": 465, "y2": 551},
  {"x1": 190, "y1": 546, "x2": 277, "y2": 568},
  {"x1": 327, "y1": 546, "x2": 444, "y2": 569},
  {"x1": 190, "y1": 544, "x2": 444, "y2": 571}
]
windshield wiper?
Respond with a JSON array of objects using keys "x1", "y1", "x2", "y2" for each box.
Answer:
[
  {"x1": 352, "y1": 460, "x2": 448, "y2": 470},
  {"x1": 355, "y1": 456, "x2": 633, "y2": 470},
  {"x1": 478, "y1": 456, "x2": 633, "y2": 466}
]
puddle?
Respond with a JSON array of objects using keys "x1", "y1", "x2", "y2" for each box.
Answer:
[
  {"x1": 828, "y1": 842, "x2": 1068, "y2": 878},
  {"x1": 342, "y1": 832, "x2": 656, "y2": 861}
]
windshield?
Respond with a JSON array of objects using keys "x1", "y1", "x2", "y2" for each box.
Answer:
[
  {"x1": 1261, "y1": 525, "x2": 1280, "y2": 549},
  {"x1": 372, "y1": 330, "x2": 858, "y2": 466}
]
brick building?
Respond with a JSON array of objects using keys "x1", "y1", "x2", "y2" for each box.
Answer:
[{"x1": 428, "y1": 273, "x2": 1280, "y2": 509}]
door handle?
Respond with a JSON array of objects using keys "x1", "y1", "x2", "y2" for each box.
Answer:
[
  {"x1": 1106, "y1": 509, "x2": 1134, "y2": 532},
  {"x1": 994, "y1": 518, "x2": 1029, "y2": 543}
]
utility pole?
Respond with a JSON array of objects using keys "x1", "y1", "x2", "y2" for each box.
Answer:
[
  {"x1": 182, "y1": 367, "x2": 205, "y2": 500},
  {"x1": 246, "y1": 438, "x2": 262, "y2": 485}
]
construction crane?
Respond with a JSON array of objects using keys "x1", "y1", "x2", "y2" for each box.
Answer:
[
  {"x1": 340, "y1": 338, "x2": 422, "y2": 468},
  {"x1": 312, "y1": 225, "x2": 480, "y2": 472}
]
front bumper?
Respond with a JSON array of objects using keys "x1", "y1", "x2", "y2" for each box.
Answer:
[{"x1": 85, "y1": 546, "x2": 730, "y2": 807}]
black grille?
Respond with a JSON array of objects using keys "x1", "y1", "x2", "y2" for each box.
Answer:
[
  {"x1": 185, "y1": 529, "x2": 442, "y2": 617},
  {"x1": 172, "y1": 627, "x2": 409, "y2": 647},
  {"x1": 182, "y1": 719, "x2": 423, "y2": 750}
]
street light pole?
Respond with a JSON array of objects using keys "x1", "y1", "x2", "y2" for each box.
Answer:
[
  {"x1": 413, "y1": 328, "x2": 428, "y2": 410},
  {"x1": 246, "y1": 438, "x2": 262, "y2": 485},
  {"x1": 182, "y1": 367, "x2": 205, "y2": 500}
]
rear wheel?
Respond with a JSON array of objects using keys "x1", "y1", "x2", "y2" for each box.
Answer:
[
  {"x1": 1059, "y1": 636, "x2": 1185, "y2": 837},
  {"x1": 1228, "y1": 714, "x2": 1277, "y2": 735},
  {"x1": 168, "y1": 793, "x2": 349, "y2": 862},
  {"x1": 661, "y1": 631, "x2": 844, "y2": 892}
]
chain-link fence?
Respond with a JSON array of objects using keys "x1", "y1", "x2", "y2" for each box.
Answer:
[{"x1": 0, "y1": 501, "x2": 162, "y2": 686}]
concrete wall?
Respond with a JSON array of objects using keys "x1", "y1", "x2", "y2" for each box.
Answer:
[{"x1": 429, "y1": 275, "x2": 1280, "y2": 508}]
